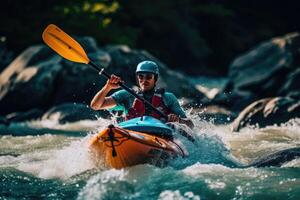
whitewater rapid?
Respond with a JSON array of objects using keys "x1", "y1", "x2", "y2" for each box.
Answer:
[{"x1": 1, "y1": 116, "x2": 300, "y2": 199}]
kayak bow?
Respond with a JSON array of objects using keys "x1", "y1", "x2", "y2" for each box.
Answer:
[{"x1": 89, "y1": 116, "x2": 186, "y2": 169}]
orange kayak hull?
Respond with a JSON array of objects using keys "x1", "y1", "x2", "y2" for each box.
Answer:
[{"x1": 89, "y1": 125, "x2": 185, "y2": 169}]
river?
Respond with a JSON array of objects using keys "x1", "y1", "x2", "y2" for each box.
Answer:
[{"x1": 1, "y1": 116, "x2": 300, "y2": 199}]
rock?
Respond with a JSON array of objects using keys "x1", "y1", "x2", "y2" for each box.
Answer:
[
  {"x1": 5, "y1": 109, "x2": 43, "y2": 123},
  {"x1": 225, "y1": 32, "x2": 300, "y2": 110},
  {"x1": 51, "y1": 48, "x2": 110, "y2": 105},
  {"x1": 278, "y1": 67, "x2": 300, "y2": 98},
  {"x1": 0, "y1": 45, "x2": 63, "y2": 115},
  {"x1": 249, "y1": 147, "x2": 300, "y2": 167},
  {"x1": 232, "y1": 97, "x2": 300, "y2": 131},
  {"x1": 231, "y1": 98, "x2": 273, "y2": 131},
  {"x1": 42, "y1": 103, "x2": 109, "y2": 124}
]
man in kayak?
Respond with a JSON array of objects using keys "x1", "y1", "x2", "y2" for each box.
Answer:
[{"x1": 90, "y1": 60, "x2": 194, "y2": 129}]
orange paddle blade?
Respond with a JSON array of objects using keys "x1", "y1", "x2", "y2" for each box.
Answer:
[{"x1": 42, "y1": 24, "x2": 90, "y2": 64}]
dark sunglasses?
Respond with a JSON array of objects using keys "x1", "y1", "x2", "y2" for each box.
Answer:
[{"x1": 137, "y1": 73, "x2": 154, "y2": 80}]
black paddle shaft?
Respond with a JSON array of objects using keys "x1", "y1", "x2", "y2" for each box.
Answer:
[{"x1": 89, "y1": 61, "x2": 168, "y2": 120}]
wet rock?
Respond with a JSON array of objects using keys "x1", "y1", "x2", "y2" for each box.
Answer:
[
  {"x1": 0, "y1": 45, "x2": 63, "y2": 115},
  {"x1": 232, "y1": 97, "x2": 300, "y2": 131},
  {"x1": 249, "y1": 147, "x2": 300, "y2": 167},
  {"x1": 278, "y1": 67, "x2": 300, "y2": 98},
  {"x1": 225, "y1": 32, "x2": 300, "y2": 110},
  {"x1": 42, "y1": 103, "x2": 109, "y2": 124},
  {"x1": 5, "y1": 108, "x2": 43, "y2": 123}
]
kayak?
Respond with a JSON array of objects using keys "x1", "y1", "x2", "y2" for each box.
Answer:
[{"x1": 89, "y1": 116, "x2": 187, "y2": 169}]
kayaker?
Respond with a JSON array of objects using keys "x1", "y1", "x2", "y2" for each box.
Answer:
[{"x1": 90, "y1": 61, "x2": 194, "y2": 129}]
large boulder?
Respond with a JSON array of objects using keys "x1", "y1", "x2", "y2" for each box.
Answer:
[
  {"x1": 221, "y1": 32, "x2": 300, "y2": 111},
  {"x1": 278, "y1": 68, "x2": 300, "y2": 98},
  {"x1": 0, "y1": 45, "x2": 63, "y2": 114},
  {"x1": 232, "y1": 97, "x2": 300, "y2": 131}
]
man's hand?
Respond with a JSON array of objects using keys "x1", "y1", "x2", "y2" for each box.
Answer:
[
  {"x1": 168, "y1": 114, "x2": 180, "y2": 122},
  {"x1": 168, "y1": 114, "x2": 194, "y2": 129},
  {"x1": 105, "y1": 74, "x2": 122, "y2": 90}
]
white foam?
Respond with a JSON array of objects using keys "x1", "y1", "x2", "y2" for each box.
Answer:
[
  {"x1": 7, "y1": 136, "x2": 96, "y2": 179},
  {"x1": 77, "y1": 169, "x2": 127, "y2": 200},
  {"x1": 158, "y1": 190, "x2": 201, "y2": 200},
  {"x1": 282, "y1": 158, "x2": 300, "y2": 168}
]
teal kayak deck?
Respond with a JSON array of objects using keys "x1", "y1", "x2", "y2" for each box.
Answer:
[{"x1": 118, "y1": 116, "x2": 173, "y2": 138}]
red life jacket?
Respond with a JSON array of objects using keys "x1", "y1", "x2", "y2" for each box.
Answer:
[{"x1": 126, "y1": 89, "x2": 171, "y2": 120}]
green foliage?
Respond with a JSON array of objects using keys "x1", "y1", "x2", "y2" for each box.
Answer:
[{"x1": 0, "y1": 0, "x2": 297, "y2": 75}]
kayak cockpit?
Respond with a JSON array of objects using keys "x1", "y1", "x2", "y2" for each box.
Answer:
[{"x1": 118, "y1": 116, "x2": 173, "y2": 139}]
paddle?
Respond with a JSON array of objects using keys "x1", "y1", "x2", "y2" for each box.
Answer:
[{"x1": 42, "y1": 24, "x2": 168, "y2": 120}]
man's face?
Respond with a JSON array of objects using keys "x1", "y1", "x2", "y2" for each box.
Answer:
[{"x1": 136, "y1": 72, "x2": 156, "y2": 91}]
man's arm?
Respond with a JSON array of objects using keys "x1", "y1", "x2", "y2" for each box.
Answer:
[
  {"x1": 90, "y1": 87, "x2": 117, "y2": 110},
  {"x1": 90, "y1": 75, "x2": 121, "y2": 110}
]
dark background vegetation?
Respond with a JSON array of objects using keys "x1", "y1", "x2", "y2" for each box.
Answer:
[{"x1": 0, "y1": 0, "x2": 298, "y2": 76}]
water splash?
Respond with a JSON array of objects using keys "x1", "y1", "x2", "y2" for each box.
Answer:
[
  {"x1": 0, "y1": 135, "x2": 95, "y2": 179},
  {"x1": 1, "y1": 116, "x2": 300, "y2": 199},
  {"x1": 222, "y1": 118, "x2": 300, "y2": 165}
]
